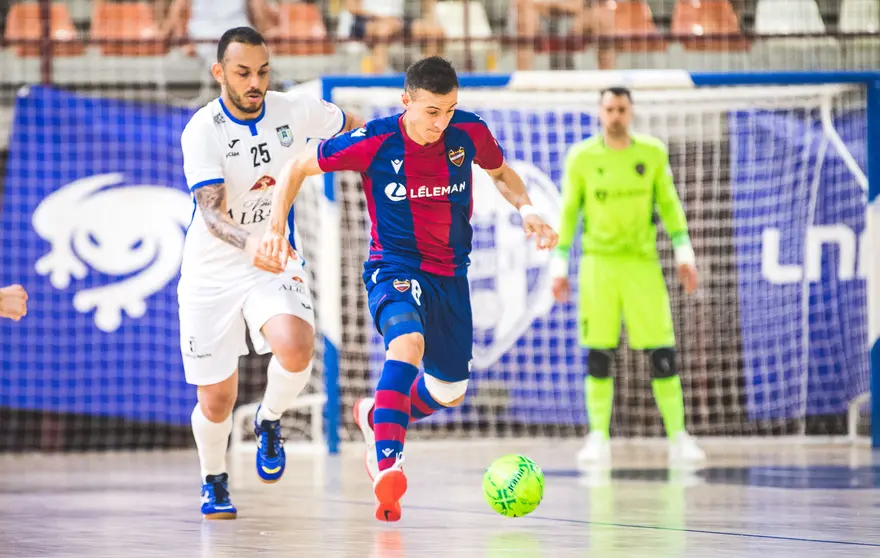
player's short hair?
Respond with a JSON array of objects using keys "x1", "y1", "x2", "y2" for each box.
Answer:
[
  {"x1": 217, "y1": 26, "x2": 266, "y2": 63},
  {"x1": 600, "y1": 87, "x2": 633, "y2": 103},
  {"x1": 405, "y1": 56, "x2": 459, "y2": 96}
]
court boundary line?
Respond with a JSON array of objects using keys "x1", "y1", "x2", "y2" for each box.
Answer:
[{"x1": 325, "y1": 497, "x2": 880, "y2": 548}]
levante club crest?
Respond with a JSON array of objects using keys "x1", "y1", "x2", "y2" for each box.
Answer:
[{"x1": 448, "y1": 147, "x2": 465, "y2": 167}]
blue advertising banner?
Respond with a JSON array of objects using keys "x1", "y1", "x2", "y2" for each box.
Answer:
[
  {"x1": 0, "y1": 86, "x2": 868, "y2": 430},
  {"x1": 731, "y1": 107, "x2": 868, "y2": 419},
  {"x1": 0, "y1": 86, "x2": 197, "y2": 426}
]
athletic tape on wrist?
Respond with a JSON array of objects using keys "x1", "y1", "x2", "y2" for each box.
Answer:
[
  {"x1": 519, "y1": 204, "x2": 540, "y2": 220},
  {"x1": 549, "y1": 255, "x2": 569, "y2": 279},
  {"x1": 674, "y1": 244, "x2": 696, "y2": 266}
]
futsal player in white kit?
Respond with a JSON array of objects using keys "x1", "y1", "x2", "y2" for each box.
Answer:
[{"x1": 178, "y1": 26, "x2": 362, "y2": 519}]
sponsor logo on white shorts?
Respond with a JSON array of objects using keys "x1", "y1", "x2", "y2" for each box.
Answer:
[{"x1": 184, "y1": 336, "x2": 212, "y2": 359}]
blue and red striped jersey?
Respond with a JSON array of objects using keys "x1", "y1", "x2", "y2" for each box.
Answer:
[{"x1": 317, "y1": 110, "x2": 505, "y2": 277}]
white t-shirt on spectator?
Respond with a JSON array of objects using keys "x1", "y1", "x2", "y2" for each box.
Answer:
[
  {"x1": 188, "y1": 0, "x2": 251, "y2": 62},
  {"x1": 360, "y1": 0, "x2": 405, "y2": 17}
]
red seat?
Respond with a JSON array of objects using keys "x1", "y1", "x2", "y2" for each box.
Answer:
[
  {"x1": 270, "y1": 4, "x2": 334, "y2": 56},
  {"x1": 92, "y1": 1, "x2": 166, "y2": 56},
  {"x1": 5, "y1": 2, "x2": 84, "y2": 57},
  {"x1": 672, "y1": 0, "x2": 749, "y2": 51},
  {"x1": 597, "y1": 0, "x2": 667, "y2": 52}
]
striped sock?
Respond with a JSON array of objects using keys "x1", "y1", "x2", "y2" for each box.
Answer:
[
  {"x1": 374, "y1": 360, "x2": 420, "y2": 472},
  {"x1": 367, "y1": 374, "x2": 448, "y2": 427},
  {"x1": 409, "y1": 374, "x2": 446, "y2": 421}
]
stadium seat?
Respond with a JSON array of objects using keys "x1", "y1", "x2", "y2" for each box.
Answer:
[
  {"x1": 754, "y1": 0, "x2": 827, "y2": 35},
  {"x1": 839, "y1": 0, "x2": 879, "y2": 69},
  {"x1": 753, "y1": 0, "x2": 839, "y2": 69},
  {"x1": 91, "y1": 1, "x2": 166, "y2": 56},
  {"x1": 5, "y1": 2, "x2": 84, "y2": 57},
  {"x1": 598, "y1": 0, "x2": 667, "y2": 52},
  {"x1": 434, "y1": 1, "x2": 498, "y2": 70},
  {"x1": 672, "y1": 0, "x2": 749, "y2": 51},
  {"x1": 270, "y1": 3, "x2": 334, "y2": 56},
  {"x1": 839, "y1": 0, "x2": 880, "y2": 32}
]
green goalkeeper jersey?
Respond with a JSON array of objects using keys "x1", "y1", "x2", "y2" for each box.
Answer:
[{"x1": 554, "y1": 133, "x2": 691, "y2": 264}]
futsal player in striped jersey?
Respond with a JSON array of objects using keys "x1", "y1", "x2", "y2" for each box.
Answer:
[{"x1": 260, "y1": 56, "x2": 559, "y2": 522}]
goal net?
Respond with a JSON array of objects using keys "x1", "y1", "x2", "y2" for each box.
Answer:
[
  {"x1": 0, "y1": 73, "x2": 871, "y2": 455},
  {"x1": 296, "y1": 74, "x2": 871, "y2": 445}
]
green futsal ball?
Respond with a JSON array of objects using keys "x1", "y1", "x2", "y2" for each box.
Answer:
[{"x1": 482, "y1": 454, "x2": 544, "y2": 517}]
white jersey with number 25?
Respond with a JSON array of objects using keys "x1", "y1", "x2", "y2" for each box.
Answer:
[{"x1": 179, "y1": 90, "x2": 345, "y2": 287}]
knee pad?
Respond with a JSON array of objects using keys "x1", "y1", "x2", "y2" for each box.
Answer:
[
  {"x1": 649, "y1": 347, "x2": 677, "y2": 378},
  {"x1": 587, "y1": 349, "x2": 615, "y2": 379},
  {"x1": 424, "y1": 375, "x2": 468, "y2": 405},
  {"x1": 378, "y1": 302, "x2": 423, "y2": 349}
]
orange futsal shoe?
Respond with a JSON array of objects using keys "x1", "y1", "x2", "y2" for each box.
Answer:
[{"x1": 373, "y1": 456, "x2": 407, "y2": 522}]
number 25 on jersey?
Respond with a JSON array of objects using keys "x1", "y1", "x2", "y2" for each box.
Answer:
[{"x1": 251, "y1": 143, "x2": 271, "y2": 167}]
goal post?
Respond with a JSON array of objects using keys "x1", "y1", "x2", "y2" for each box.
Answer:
[{"x1": 309, "y1": 70, "x2": 880, "y2": 453}]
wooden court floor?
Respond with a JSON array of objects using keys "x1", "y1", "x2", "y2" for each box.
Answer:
[{"x1": 3, "y1": 439, "x2": 880, "y2": 557}]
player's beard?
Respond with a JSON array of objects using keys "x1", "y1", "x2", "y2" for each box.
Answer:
[
  {"x1": 605, "y1": 123, "x2": 627, "y2": 139},
  {"x1": 227, "y1": 85, "x2": 265, "y2": 115}
]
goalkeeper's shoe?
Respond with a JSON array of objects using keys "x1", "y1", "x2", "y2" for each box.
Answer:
[
  {"x1": 201, "y1": 473, "x2": 237, "y2": 520},
  {"x1": 353, "y1": 397, "x2": 379, "y2": 480},
  {"x1": 373, "y1": 454, "x2": 407, "y2": 522},
  {"x1": 576, "y1": 431, "x2": 611, "y2": 471},
  {"x1": 668, "y1": 431, "x2": 706, "y2": 465},
  {"x1": 254, "y1": 404, "x2": 286, "y2": 483}
]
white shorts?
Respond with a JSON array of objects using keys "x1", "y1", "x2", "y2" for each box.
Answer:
[{"x1": 178, "y1": 259, "x2": 315, "y2": 386}]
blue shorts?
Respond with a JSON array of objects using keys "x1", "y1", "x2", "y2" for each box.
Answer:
[{"x1": 363, "y1": 261, "x2": 473, "y2": 383}]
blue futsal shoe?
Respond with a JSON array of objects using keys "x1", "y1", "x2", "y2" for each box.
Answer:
[
  {"x1": 254, "y1": 404, "x2": 286, "y2": 483},
  {"x1": 201, "y1": 473, "x2": 237, "y2": 520}
]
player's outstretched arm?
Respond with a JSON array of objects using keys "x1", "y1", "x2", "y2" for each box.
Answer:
[
  {"x1": 194, "y1": 182, "x2": 285, "y2": 274},
  {"x1": 263, "y1": 121, "x2": 373, "y2": 262},
  {"x1": 654, "y1": 147, "x2": 698, "y2": 294},
  {"x1": 262, "y1": 150, "x2": 325, "y2": 263},
  {"x1": 0, "y1": 284, "x2": 28, "y2": 321},
  {"x1": 485, "y1": 162, "x2": 558, "y2": 251}
]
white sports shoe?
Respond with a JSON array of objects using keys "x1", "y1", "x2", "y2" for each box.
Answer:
[
  {"x1": 353, "y1": 397, "x2": 379, "y2": 480},
  {"x1": 668, "y1": 431, "x2": 706, "y2": 466},
  {"x1": 576, "y1": 431, "x2": 611, "y2": 470}
]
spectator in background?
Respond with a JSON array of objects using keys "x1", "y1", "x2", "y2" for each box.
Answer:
[
  {"x1": 340, "y1": 0, "x2": 445, "y2": 74},
  {"x1": 160, "y1": 0, "x2": 280, "y2": 63},
  {"x1": 0, "y1": 284, "x2": 28, "y2": 321},
  {"x1": 513, "y1": 0, "x2": 615, "y2": 70}
]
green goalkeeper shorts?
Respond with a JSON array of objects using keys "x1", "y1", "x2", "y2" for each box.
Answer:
[{"x1": 577, "y1": 254, "x2": 675, "y2": 350}]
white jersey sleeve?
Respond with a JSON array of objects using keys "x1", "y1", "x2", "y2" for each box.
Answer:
[
  {"x1": 181, "y1": 111, "x2": 224, "y2": 190},
  {"x1": 287, "y1": 91, "x2": 346, "y2": 140}
]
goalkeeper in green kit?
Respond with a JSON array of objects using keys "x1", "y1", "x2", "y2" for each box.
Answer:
[{"x1": 551, "y1": 87, "x2": 705, "y2": 468}]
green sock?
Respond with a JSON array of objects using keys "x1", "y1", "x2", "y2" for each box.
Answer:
[
  {"x1": 651, "y1": 376, "x2": 685, "y2": 441},
  {"x1": 585, "y1": 375, "x2": 613, "y2": 438}
]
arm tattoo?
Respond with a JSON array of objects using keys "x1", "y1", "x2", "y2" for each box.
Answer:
[{"x1": 194, "y1": 183, "x2": 249, "y2": 250}]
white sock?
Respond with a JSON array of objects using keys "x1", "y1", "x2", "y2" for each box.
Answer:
[
  {"x1": 257, "y1": 356, "x2": 312, "y2": 422},
  {"x1": 191, "y1": 404, "x2": 232, "y2": 480}
]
